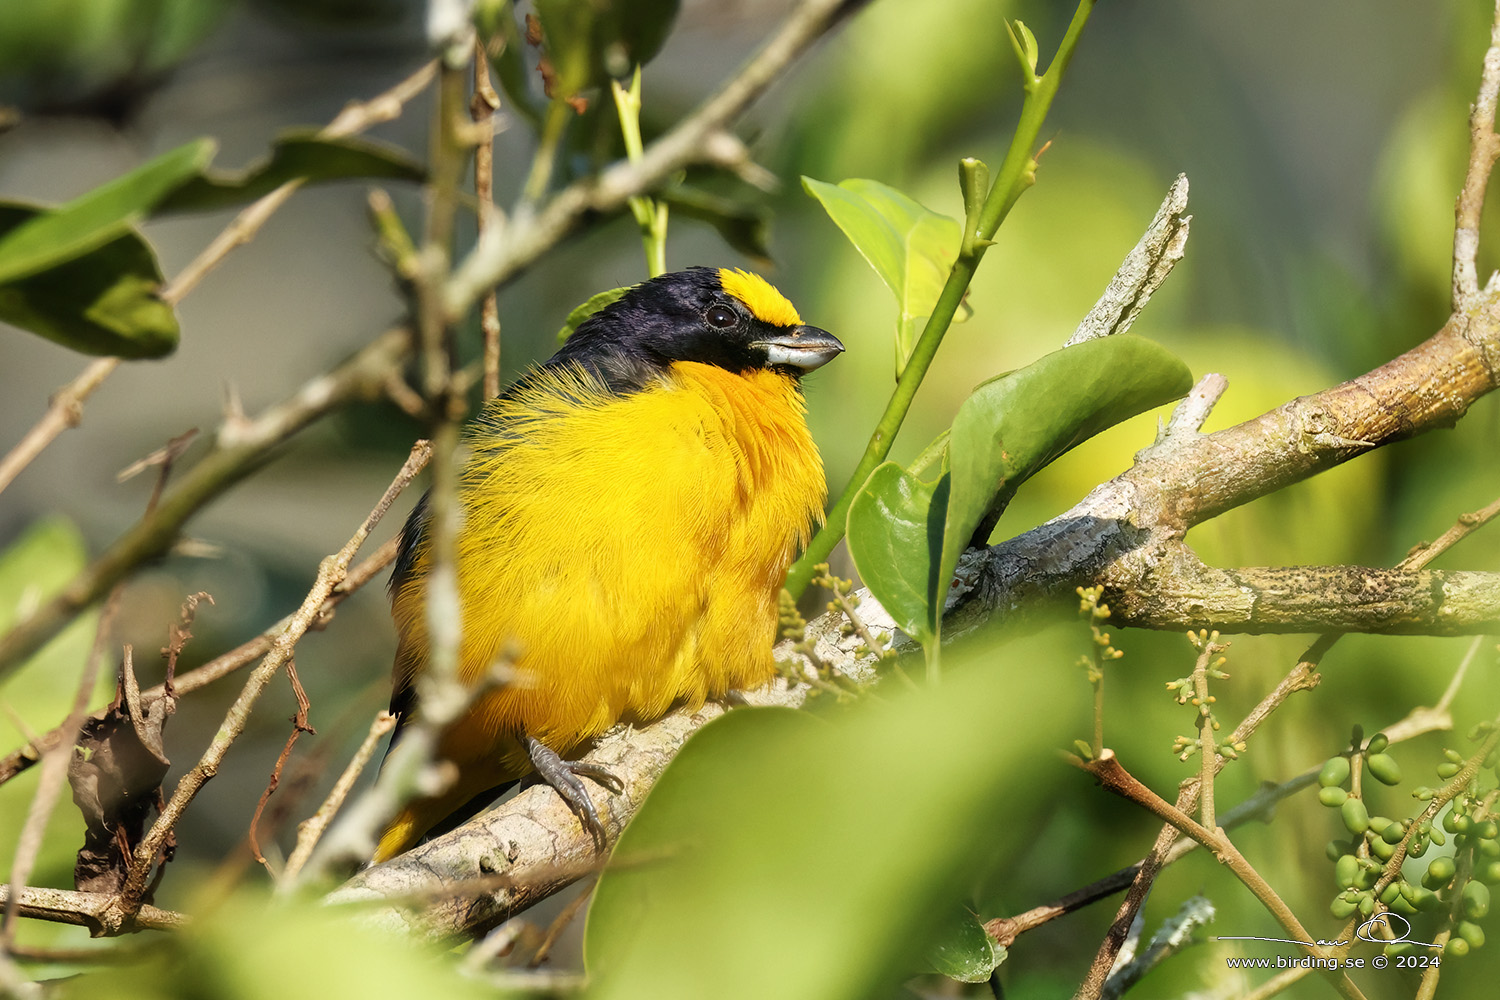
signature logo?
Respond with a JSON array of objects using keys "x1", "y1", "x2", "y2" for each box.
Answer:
[{"x1": 1218, "y1": 912, "x2": 1442, "y2": 951}]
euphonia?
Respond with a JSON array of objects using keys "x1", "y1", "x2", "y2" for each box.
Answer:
[{"x1": 374, "y1": 267, "x2": 843, "y2": 862}]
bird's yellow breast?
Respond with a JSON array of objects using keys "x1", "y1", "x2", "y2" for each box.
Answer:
[{"x1": 390, "y1": 360, "x2": 825, "y2": 776}]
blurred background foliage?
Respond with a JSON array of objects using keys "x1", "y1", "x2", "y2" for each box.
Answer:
[{"x1": 2, "y1": 0, "x2": 1500, "y2": 997}]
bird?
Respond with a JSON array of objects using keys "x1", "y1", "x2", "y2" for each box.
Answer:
[{"x1": 373, "y1": 266, "x2": 844, "y2": 863}]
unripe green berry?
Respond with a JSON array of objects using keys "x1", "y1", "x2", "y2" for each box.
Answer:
[
  {"x1": 1381, "y1": 820, "x2": 1407, "y2": 845},
  {"x1": 1330, "y1": 896, "x2": 1358, "y2": 920},
  {"x1": 1366, "y1": 753, "x2": 1402, "y2": 785},
  {"x1": 1369, "y1": 836, "x2": 1395, "y2": 862},
  {"x1": 1438, "y1": 762, "x2": 1462, "y2": 779},
  {"x1": 1335, "y1": 854, "x2": 1360, "y2": 888},
  {"x1": 1318, "y1": 786, "x2": 1348, "y2": 807},
  {"x1": 1446, "y1": 937, "x2": 1471, "y2": 958},
  {"x1": 1342, "y1": 798, "x2": 1370, "y2": 836},
  {"x1": 1319, "y1": 756, "x2": 1351, "y2": 788},
  {"x1": 1366, "y1": 734, "x2": 1389, "y2": 754},
  {"x1": 1424, "y1": 856, "x2": 1457, "y2": 890},
  {"x1": 1463, "y1": 881, "x2": 1491, "y2": 920},
  {"x1": 1456, "y1": 920, "x2": 1486, "y2": 950}
]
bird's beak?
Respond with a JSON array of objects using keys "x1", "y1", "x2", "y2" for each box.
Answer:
[{"x1": 755, "y1": 325, "x2": 845, "y2": 372}]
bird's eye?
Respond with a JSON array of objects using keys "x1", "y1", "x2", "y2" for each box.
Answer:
[{"x1": 704, "y1": 305, "x2": 737, "y2": 329}]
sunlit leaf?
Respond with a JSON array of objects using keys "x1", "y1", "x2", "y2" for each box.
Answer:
[
  {"x1": 847, "y1": 337, "x2": 1191, "y2": 643},
  {"x1": 584, "y1": 657, "x2": 1066, "y2": 1000},
  {"x1": 845, "y1": 461, "x2": 946, "y2": 644},
  {"x1": 802, "y1": 176, "x2": 960, "y2": 374},
  {"x1": 0, "y1": 203, "x2": 177, "y2": 358},
  {"x1": 942, "y1": 335, "x2": 1193, "y2": 598}
]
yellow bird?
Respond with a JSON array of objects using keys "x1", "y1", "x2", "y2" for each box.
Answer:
[{"x1": 374, "y1": 267, "x2": 843, "y2": 862}]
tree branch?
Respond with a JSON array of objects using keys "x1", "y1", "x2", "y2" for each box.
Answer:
[
  {"x1": 0, "y1": 328, "x2": 413, "y2": 683},
  {"x1": 1454, "y1": 0, "x2": 1500, "y2": 310},
  {"x1": 441, "y1": 0, "x2": 862, "y2": 320}
]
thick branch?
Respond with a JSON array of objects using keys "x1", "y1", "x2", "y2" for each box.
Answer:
[
  {"x1": 0, "y1": 886, "x2": 183, "y2": 934},
  {"x1": 1108, "y1": 557, "x2": 1500, "y2": 635},
  {"x1": 952, "y1": 295, "x2": 1500, "y2": 638}
]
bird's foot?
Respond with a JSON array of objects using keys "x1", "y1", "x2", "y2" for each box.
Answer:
[{"x1": 525, "y1": 736, "x2": 625, "y2": 851}]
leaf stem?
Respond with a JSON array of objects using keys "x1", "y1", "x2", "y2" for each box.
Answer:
[{"x1": 785, "y1": 0, "x2": 1096, "y2": 598}]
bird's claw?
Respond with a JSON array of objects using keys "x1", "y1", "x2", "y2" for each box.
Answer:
[{"x1": 526, "y1": 737, "x2": 622, "y2": 850}]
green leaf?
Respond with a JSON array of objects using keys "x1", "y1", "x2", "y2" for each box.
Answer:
[
  {"x1": 927, "y1": 908, "x2": 1007, "y2": 984},
  {"x1": 584, "y1": 657, "x2": 1066, "y2": 1000},
  {"x1": 0, "y1": 518, "x2": 106, "y2": 893},
  {"x1": 661, "y1": 185, "x2": 772, "y2": 265},
  {"x1": 0, "y1": 202, "x2": 178, "y2": 358},
  {"x1": 845, "y1": 461, "x2": 946, "y2": 645},
  {"x1": 941, "y1": 335, "x2": 1194, "y2": 607},
  {"x1": 557, "y1": 285, "x2": 633, "y2": 343},
  {"x1": 802, "y1": 176, "x2": 960, "y2": 374},
  {"x1": 847, "y1": 337, "x2": 1192, "y2": 642},
  {"x1": 157, "y1": 132, "x2": 425, "y2": 214},
  {"x1": 59, "y1": 887, "x2": 495, "y2": 1000},
  {"x1": 534, "y1": 0, "x2": 680, "y2": 99},
  {"x1": 0, "y1": 140, "x2": 213, "y2": 285}
]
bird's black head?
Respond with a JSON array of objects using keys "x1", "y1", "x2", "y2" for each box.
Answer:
[{"x1": 551, "y1": 267, "x2": 843, "y2": 390}]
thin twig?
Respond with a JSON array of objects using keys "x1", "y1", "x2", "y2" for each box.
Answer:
[
  {"x1": 472, "y1": 39, "x2": 503, "y2": 400},
  {"x1": 94, "y1": 440, "x2": 431, "y2": 934},
  {"x1": 0, "y1": 536, "x2": 399, "y2": 789},
  {"x1": 1078, "y1": 753, "x2": 1365, "y2": 1000},
  {"x1": 991, "y1": 649, "x2": 1466, "y2": 949},
  {"x1": 1453, "y1": 0, "x2": 1500, "y2": 310},
  {"x1": 443, "y1": 0, "x2": 862, "y2": 319},
  {"x1": 0, "y1": 359, "x2": 117, "y2": 498},
  {"x1": 160, "y1": 60, "x2": 437, "y2": 307},
  {"x1": 279, "y1": 711, "x2": 397, "y2": 887},
  {"x1": 0, "y1": 62, "x2": 438, "y2": 505},
  {"x1": 1066, "y1": 174, "x2": 1190, "y2": 346},
  {"x1": 0, "y1": 327, "x2": 414, "y2": 683}
]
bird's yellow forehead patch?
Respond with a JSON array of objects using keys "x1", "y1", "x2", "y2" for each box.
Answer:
[{"x1": 718, "y1": 268, "x2": 802, "y2": 327}]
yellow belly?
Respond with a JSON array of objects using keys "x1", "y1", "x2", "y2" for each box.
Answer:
[{"x1": 377, "y1": 361, "x2": 824, "y2": 856}]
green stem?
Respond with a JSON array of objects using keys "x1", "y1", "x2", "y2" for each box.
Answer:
[
  {"x1": 613, "y1": 71, "x2": 669, "y2": 277},
  {"x1": 785, "y1": 0, "x2": 1096, "y2": 598}
]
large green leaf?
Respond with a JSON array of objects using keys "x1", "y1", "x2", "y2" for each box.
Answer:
[
  {"x1": 939, "y1": 335, "x2": 1194, "y2": 616},
  {"x1": 845, "y1": 461, "x2": 947, "y2": 645},
  {"x1": 848, "y1": 337, "x2": 1192, "y2": 643},
  {"x1": 584, "y1": 658, "x2": 1066, "y2": 1000},
  {"x1": 0, "y1": 140, "x2": 213, "y2": 285},
  {"x1": 802, "y1": 176, "x2": 960, "y2": 374},
  {"x1": 0, "y1": 203, "x2": 177, "y2": 358}
]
